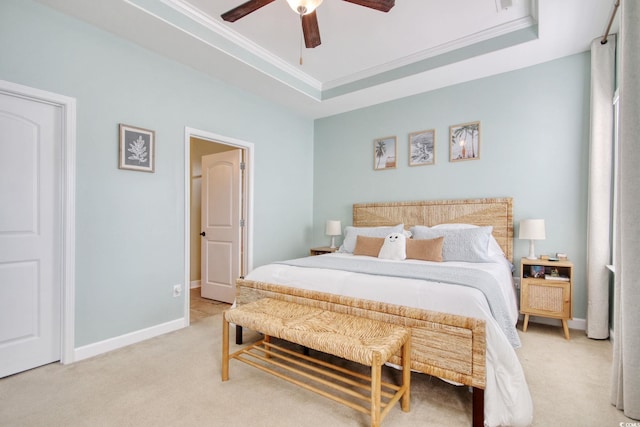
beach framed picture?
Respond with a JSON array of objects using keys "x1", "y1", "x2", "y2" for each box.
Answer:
[
  {"x1": 409, "y1": 129, "x2": 435, "y2": 166},
  {"x1": 374, "y1": 136, "x2": 397, "y2": 170},
  {"x1": 449, "y1": 121, "x2": 480, "y2": 162}
]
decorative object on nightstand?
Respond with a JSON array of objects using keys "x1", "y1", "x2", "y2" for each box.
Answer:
[
  {"x1": 325, "y1": 220, "x2": 341, "y2": 249},
  {"x1": 518, "y1": 219, "x2": 545, "y2": 259},
  {"x1": 520, "y1": 257, "x2": 573, "y2": 339},
  {"x1": 309, "y1": 246, "x2": 338, "y2": 256}
]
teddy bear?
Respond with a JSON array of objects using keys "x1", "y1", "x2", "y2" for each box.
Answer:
[{"x1": 378, "y1": 232, "x2": 407, "y2": 261}]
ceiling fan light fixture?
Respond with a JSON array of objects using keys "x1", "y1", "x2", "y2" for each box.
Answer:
[{"x1": 286, "y1": 0, "x2": 323, "y2": 15}]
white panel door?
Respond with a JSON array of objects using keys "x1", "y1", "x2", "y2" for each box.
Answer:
[
  {"x1": 0, "y1": 91, "x2": 62, "y2": 378},
  {"x1": 200, "y1": 150, "x2": 241, "y2": 303}
]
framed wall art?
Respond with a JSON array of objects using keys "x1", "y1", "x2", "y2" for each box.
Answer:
[
  {"x1": 119, "y1": 123, "x2": 155, "y2": 172},
  {"x1": 409, "y1": 129, "x2": 435, "y2": 166},
  {"x1": 449, "y1": 121, "x2": 480, "y2": 162},
  {"x1": 373, "y1": 136, "x2": 397, "y2": 170}
]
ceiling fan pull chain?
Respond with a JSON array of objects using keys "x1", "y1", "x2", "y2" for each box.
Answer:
[{"x1": 299, "y1": 13, "x2": 304, "y2": 65}]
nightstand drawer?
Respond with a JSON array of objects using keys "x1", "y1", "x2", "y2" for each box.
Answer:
[{"x1": 521, "y1": 280, "x2": 571, "y2": 319}]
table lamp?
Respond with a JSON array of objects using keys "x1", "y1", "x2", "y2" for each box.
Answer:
[
  {"x1": 519, "y1": 219, "x2": 546, "y2": 259},
  {"x1": 325, "y1": 220, "x2": 341, "y2": 249}
]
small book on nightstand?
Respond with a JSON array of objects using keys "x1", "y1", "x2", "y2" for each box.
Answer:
[{"x1": 545, "y1": 274, "x2": 569, "y2": 281}]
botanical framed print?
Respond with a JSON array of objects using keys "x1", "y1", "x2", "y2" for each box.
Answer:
[
  {"x1": 449, "y1": 121, "x2": 480, "y2": 162},
  {"x1": 409, "y1": 129, "x2": 435, "y2": 166},
  {"x1": 119, "y1": 124, "x2": 155, "y2": 172},
  {"x1": 374, "y1": 136, "x2": 397, "y2": 170}
]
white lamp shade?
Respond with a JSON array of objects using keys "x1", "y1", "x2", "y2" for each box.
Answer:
[
  {"x1": 519, "y1": 219, "x2": 546, "y2": 240},
  {"x1": 286, "y1": 0, "x2": 323, "y2": 14},
  {"x1": 325, "y1": 220, "x2": 342, "y2": 236}
]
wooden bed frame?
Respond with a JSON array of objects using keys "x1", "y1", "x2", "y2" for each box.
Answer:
[{"x1": 235, "y1": 197, "x2": 513, "y2": 426}]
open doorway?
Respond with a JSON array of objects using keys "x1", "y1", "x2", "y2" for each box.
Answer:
[{"x1": 183, "y1": 128, "x2": 254, "y2": 325}]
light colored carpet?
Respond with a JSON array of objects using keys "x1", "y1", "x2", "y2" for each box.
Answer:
[{"x1": 0, "y1": 315, "x2": 633, "y2": 426}]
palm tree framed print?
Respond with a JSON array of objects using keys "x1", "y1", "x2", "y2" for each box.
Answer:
[
  {"x1": 119, "y1": 123, "x2": 155, "y2": 172},
  {"x1": 374, "y1": 136, "x2": 397, "y2": 170},
  {"x1": 409, "y1": 129, "x2": 436, "y2": 166},
  {"x1": 449, "y1": 121, "x2": 480, "y2": 162}
]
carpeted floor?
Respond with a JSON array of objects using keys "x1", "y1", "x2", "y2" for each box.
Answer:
[{"x1": 0, "y1": 312, "x2": 633, "y2": 426}]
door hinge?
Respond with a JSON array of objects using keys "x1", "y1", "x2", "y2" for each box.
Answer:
[
  {"x1": 240, "y1": 162, "x2": 245, "y2": 171},
  {"x1": 240, "y1": 219, "x2": 245, "y2": 227}
]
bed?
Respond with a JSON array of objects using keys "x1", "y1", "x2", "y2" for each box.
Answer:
[{"x1": 236, "y1": 198, "x2": 533, "y2": 427}]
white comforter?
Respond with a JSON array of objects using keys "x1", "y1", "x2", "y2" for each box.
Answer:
[{"x1": 245, "y1": 253, "x2": 533, "y2": 427}]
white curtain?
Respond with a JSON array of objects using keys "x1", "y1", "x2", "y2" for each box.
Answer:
[
  {"x1": 586, "y1": 35, "x2": 615, "y2": 339},
  {"x1": 611, "y1": 0, "x2": 640, "y2": 420}
]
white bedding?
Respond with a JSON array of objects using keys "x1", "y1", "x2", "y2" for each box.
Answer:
[{"x1": 245, "y1": 253, "x2": 533, "y2": 427}]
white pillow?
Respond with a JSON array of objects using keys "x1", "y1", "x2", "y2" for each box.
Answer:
[
  {"x1": 431, "y1": 223, "x2": 476, "y2": 229},
  {"x1": 410, "y1": 225, "x2": 494, "y2": 262},
  {"x1": 431, "y1": 223, "x2": 505, "y2": 258},
  {"x1": 339, "y1": 224, "x2": 405, "y2": 253}
]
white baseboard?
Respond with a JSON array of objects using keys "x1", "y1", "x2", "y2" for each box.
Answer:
[
  {"x1": 73, "y1": 318, "x2": 186, "y2": 362},
  {"x1": 520, "y1": 314, "x2": 586, "y2": 331},
  {"x1": 568, "y1": 317, "x2": 586, "y2": 330},
  {"x1": 190, "y1": 280, "x2": 201, "y2": 289}
]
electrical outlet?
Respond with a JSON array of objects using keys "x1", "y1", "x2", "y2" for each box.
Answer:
[
  {"x1": 513, "y1": 277, "x2": 521, "y2": 289},
  {"x1": 173, "y1": 284, "x2": 182, "y2": 297}
]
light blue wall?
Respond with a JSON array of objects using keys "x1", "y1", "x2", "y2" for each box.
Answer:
[
  {"x1": 0, "y1": 0, "x2": 314, "y2": 346},
  {"x1": 0, "y1": 0, "x2": 593, "y2": 344},
  {"x1": 313, "y1": 53, "x2": 591, "y2": 319}
]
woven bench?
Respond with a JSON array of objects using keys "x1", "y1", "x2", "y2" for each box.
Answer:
[{"x1": 222, "y1": 298, "x2": 411, "y2": 427}]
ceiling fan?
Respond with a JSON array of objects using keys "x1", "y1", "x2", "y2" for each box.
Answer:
[{"x1": 221, "y1": 0, "x2": 395, "y2": 48}]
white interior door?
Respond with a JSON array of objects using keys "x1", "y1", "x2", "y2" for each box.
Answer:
[
  {"x1": 0, "y1": 90, "x2": 62, "y2": 378},
  {"x1": 200, "y1": 150, "x2": 242, "y2": 303}
]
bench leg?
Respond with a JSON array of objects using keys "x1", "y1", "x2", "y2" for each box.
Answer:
[
  {"x1": 401, "y1": 338, "x2": 411, "y2": 412},
  {"x1": 472, "y1": 387, "x2": 484, "y2": 427},
  {"x1": 222, "y1": 314, "x2": 230, "y2": 381},
  {"x1": 371, "y1": 353, "x2": 382, "y2": 427},
  {"x1": 264, "y1": 335, "x2": 271, "y2": 359},
  {"x1": 236, "y1": 325, "x2": 243, "y2": 345}
]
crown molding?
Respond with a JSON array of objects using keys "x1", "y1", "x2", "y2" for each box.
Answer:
[
  {"x1": 322, "y1": 15, "x2": 537, "y2": 90},
  {"x1": 127, "y1": 0, "x2": 537, "y2": 101}
]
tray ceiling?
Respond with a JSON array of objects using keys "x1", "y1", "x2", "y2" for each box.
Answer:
[{"x1": 35, "y1": 0, "x2": 617, "y2": 118}]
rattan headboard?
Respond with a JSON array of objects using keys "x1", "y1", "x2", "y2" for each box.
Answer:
[{"x1": 353, "y1": 198, "x2": 514, "y2": 262}]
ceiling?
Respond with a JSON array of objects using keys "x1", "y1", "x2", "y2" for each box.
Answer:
[{"x1": 36, "y1": 0, "x2": 618, "y2": 118}]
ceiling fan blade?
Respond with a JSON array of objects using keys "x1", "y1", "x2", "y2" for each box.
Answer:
[
  {"x1": 341, "y1": 0, "x2": 395, "y2": 12},
  {"x1": 221, "y1": 0, "x2": 276, "y2": 22},
  {"x1": 302, "y1": 11, "x2": 321, "y2": 48}
]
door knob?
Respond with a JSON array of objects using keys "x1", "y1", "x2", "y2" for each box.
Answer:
[{"x1": 200, "y1": 231, "x2": 206, "y2": 237}]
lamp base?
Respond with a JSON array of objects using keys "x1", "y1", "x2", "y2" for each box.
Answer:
[
  {"x1": 526, "y1": 239, "x2": 537, "y2": 259},
  {"x1": 329, "y1": 236, "x2": 336, "y2": 249}
]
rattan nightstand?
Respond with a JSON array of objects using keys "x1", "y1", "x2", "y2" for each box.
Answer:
[{"x1": 520, "y1": 257, "x2": 573, "y2": 339}]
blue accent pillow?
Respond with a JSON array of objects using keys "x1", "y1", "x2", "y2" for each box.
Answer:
[{"x1": 409, "y1": 225, "x2": 493, "y2": 262}]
